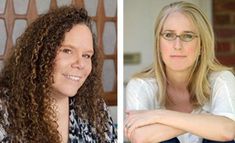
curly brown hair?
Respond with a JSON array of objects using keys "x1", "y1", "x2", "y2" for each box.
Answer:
[{"x1": 0, "y1": 6, "x2": 109, "y2": 143}]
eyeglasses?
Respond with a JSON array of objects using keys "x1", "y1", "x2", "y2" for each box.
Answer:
[{"x1": 160, "y1": 32, "x2": 198, "y2": 42}]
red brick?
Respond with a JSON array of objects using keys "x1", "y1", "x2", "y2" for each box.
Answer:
[
  {"x1": 232, "y1": 15, "x2": 235, "y2": 24},
  {"x1": 214, "y1": 0, "x2": 235, "y2": 13},
  {"x1": 215, "y1": 41, "x2": 231, "y2": 53},
  {"x1": 232, "y1": 42, "x2": 235, "y2": 52},
  {"x1": 214, "y1": 28, "x2": 235, "y2": 39},
  {"x1": 214, "y1": 14, "x2": 231, "y2": 25},
  {"x1": 216, "y1": 54, "x2": 235, "y2": 66}
]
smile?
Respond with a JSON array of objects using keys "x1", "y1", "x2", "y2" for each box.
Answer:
[{"x1": 63, "y1": 74, "x2": 81, "y2": 81}]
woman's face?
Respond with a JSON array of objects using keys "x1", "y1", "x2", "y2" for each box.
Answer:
[
  {"x1": 160, "y1": 11, "x2": 200, "y2": 74},
  {"x1": 52, "y1": 24, "x2": 93, "y2": 98}
]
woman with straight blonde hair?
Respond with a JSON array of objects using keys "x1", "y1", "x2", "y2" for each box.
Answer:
[{"x1": 125, "y1": 1, "x2": 235, "y2": 143}]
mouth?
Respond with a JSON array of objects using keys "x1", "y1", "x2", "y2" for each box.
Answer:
[
  {"x1": 63, "y1": 74, "x2": 81, "y2": 81},
  {"x1": 170, "y1": 55, "x2": 187, "y2": 58}
]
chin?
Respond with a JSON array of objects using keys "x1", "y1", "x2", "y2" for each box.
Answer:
[
  {"x1": 68, "y1": 94, "x2": 77, "y2": 97},
  {"x1": 67, "y1": 89, "x2": 79, "y2": 96},
  {"x1": 60, "y1": 88, "x2": 79, "y2": 97},
  {"x1": 170, "y1": 66, "x2": 192, "y2": 72}
]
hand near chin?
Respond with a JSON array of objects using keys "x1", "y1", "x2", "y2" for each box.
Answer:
[{"x1": 125, "y1": 110, "x2": 160, "y2": 139}]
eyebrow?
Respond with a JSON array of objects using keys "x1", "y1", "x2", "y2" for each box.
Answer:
[
  {"x1": 60, "y1": 44, "x2": 94, "y2": 54},
  {"x1": 162, "y1": 30, "x2": 197, "y2": 34}
]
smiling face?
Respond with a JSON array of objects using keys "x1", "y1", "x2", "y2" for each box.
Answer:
[
  {"x1": 160, "y1": 11, "x2": 200, "y2": 74},
  {"x1": 52, "y1": 24, "x2": 93, "y2": 98}
]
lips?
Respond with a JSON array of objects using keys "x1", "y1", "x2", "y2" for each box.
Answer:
[
  {"x1": 63, "y1": 74, "x2": 81, "y2": 81},
  {"x1": 170, "y1": 55, "x2": 186, "y2": 58}
]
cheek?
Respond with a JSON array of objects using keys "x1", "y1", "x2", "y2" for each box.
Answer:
[
  {"x1": 185, "y1": 44, "x2": 200, "y2": 65},
  {"x1": 187, "y1": 45, "x2": 197, "y2": 53},
  {"x1": 186, "y1": 42, "x2": 199, "y2": 58},
  {"x1": 85, "y1": 62, "x2": 92, "y2": 75},
  {"x1": 88, "y1": 65, "x2": 92, "y2": 74},
  {"x1": 160, "y1": 42, "x2": 172, "y2": 59},
  {"x1": 53, "y1": 60, "x2": 61, "y2": 73}
]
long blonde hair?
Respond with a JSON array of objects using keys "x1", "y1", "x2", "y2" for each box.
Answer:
[{"x1": 135, "y1": 1, "x2": 233, "y2": 107}]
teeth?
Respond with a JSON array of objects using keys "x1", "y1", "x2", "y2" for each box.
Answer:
[{"x1": 64, "y1": 75, "x2": 80, "y2": 81}]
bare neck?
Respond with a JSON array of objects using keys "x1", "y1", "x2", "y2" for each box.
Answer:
[
  {"x1": 165, "y1": 67, "x2": 194, "y2": 113},
  {"x1": 54, "y1": 97, "x2": 69, "y2": 118},
  {"x1": 166, "y1": 68, "x2": 191, "y2": 90}
]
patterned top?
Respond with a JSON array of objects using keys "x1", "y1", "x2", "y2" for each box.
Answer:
[
  {"x1": 0, "y1": 98, "x2": 117, "y2": 143},
  {"x1": 68, "y1": 98, "x2": 117, "y2": 143}
]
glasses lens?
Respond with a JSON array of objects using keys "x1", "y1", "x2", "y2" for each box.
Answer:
[
  {"x1": 181, "y1": 33, "x2": 194, "y2": 42},
  {"x1": 161, "y1": 32, "x2": 197, "y2": 42},
  {"x1": 162, "y1": 33, "x2": 176, "y2": 41}
]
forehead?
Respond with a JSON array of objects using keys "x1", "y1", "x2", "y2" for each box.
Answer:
[
  {"x1": 162, "y1": 11, "x2": 197, "y2": 32},
  {"x1": 63, "y1": 24, "x2": 92, "y2": 41},
  {"x1": 62, "y1": 24, "x2": 93, "y2": 50}
]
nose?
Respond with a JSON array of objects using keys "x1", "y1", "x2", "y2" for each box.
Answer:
[
  {"x1": 71, "y1": 56, "x2": 85, "y2": 69},
  {"x1": 173, "y1": 37, "x2": 183, "y2": 50}
]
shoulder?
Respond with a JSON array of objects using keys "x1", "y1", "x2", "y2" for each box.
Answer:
[
  {"x1": 206, "y1": 70, "x2": 235, "y2": 121},
  {"x1": 126, "y1": 77, "x2": 158, "y2": 92},
  {"x1": 103, "y1": 102, "x2": 117, "y2": 141},
  {"x1": 126, "y1": 77, "x2": 158, "y2": 101},
  {"x1": 0, "y1": 99, "x2": 8, "y2": 142},
  {"x1": 126, "y1": 77, "x2": 159, "y2": 110},
  {"x1": 0, "y1": 98, "x2": 8, "y2": 123},
  {"x1": 209, "y1": 70, "x2": 235, "y2": 89}
]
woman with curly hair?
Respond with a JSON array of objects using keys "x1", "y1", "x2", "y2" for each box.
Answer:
[{"x1": 0, "y1": 6, "x2": 117, "y2": 143}]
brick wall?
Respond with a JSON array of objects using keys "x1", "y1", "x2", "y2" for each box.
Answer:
[{"x1": 213, "y1": 0, "x2": 235, "y2": 66}]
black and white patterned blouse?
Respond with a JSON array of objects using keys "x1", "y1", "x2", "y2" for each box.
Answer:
[
  {"x1": 68, "y1": 98, "x2": 117, "y2": 143},
  {"x1": 0, "y1": 98, "x2": 117, "y2": 143}
]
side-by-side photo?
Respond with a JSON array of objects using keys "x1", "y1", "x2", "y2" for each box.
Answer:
[
  {"x1": 124, "y1": 0, "x2": 235, "y2": 143},
  {"x1": 1, "y1": 0, "x2": 235, "y2": 142},
  {"x1": 0, "y1": 0, "x2": 117, "y2": 142}
]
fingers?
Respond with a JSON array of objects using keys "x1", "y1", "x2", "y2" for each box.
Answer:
[
  {"x1": 125, "y1": 115, "x2": 140, "y2": 139},
  {"x1": 126, "y1": 110, "x2": 145, "y2": 115},
  {"x1": 124, "y1": 110, "x2": 151, "y2": 140},
  {"x1": 124, "y1": 113, "x2": 134, "y2": 139},
  {"x1": 125, "y1": 113, "x2": 144, "y2": 130},
  {"x1": 124, "y1": 121, "x2": 135, "y2": 140}
]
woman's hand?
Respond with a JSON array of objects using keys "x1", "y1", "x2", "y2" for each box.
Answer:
[
  {"x1": 125, "y1": 110, "x2": 162, "y2": 139},
  {"x1": 126, "y1": 109, "x2": 235, "y2": 141},
  {"x1": 124, "y1": 121, "x2": 186, "y2": 143}
]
